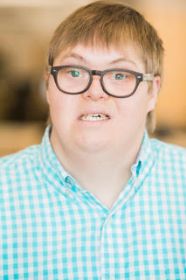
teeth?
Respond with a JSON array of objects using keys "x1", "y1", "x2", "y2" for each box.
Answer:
[{"x1": 81, "y1": 114, "x2": 109, "y2": 121}]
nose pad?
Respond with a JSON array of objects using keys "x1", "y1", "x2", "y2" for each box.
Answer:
[{"x1": 82, "y1": 76, "x2": 109, "y2": 100}]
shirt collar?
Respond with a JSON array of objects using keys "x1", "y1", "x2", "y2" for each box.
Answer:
[
  {"x1": 131, "y1": 131, "x2": 153, "y2": 178},
  {"x1": 39, "y1": 126, "x2": 70, "y2": 185}
]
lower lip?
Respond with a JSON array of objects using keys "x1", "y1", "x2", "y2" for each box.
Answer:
[{"x1": 78, "y1": 118, "x2": 111, "y2": 125}]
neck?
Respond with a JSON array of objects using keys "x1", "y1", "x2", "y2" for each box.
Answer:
[{"x1": 50, "y1": 130, "x2": 143, "y2": 208}]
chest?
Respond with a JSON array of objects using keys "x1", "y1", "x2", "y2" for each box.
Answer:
[{"x1": 1, "y1": 186, "x2": 186, "y2": 279}]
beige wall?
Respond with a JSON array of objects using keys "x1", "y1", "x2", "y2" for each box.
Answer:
[{"x1": 145, "y1": 5, "x2": 186, "y2": 128}]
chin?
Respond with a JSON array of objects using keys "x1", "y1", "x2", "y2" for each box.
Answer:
[{"x1": 76, "y1": 136, "x2": 109, "y2": 153}]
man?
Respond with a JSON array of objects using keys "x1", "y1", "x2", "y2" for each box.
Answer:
[{"x1": 0, "y1": 1, "x2": 186, "y2": 279}]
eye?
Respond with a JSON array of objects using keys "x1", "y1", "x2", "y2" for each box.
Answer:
[
  {"x1": 113, "y1": 72, "x2": 127, "y2": 80},
  {"x1": 69, "y1": 69, "x2": 81, "y2": 77}
]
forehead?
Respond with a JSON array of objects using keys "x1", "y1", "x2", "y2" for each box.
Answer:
[{"x1": 54, "y1": 43, "x2": 145, "y2": 71}]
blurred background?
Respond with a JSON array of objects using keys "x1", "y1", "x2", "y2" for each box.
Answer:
[{"x1": 0, "y1": 0, "x2": 186, "y2": 156}]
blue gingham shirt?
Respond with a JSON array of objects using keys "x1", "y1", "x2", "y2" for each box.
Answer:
[{"x1": 0, "y1": 127, "x2": 186, "y2": 280}]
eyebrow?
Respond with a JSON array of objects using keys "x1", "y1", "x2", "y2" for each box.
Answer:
[
  {"x1": 60, "y1": 52, "x2": 137, "y2": 67},
  {"x1": 61, "y1": 53, "x2": 85, "y2": 62},
  {"x1": 109, "y1": 57, "x2": 137, "y2": 67}
]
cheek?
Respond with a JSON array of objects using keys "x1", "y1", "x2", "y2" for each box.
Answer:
[
  {"x1": 115, "y1": 93, "x2": 152, "y2": 133},
  {"x1": 47, "y1": 78, "x2": 67, "y2": 111},
  {"x1": 117, "y1": 95, "x2": 150, "y2": 119},
  {"x1": 47, "y1": 82, "x2": 80, "y2": 130},
  {"x1": 47, "y1": 85, "x2": 68, "y2": 125}
]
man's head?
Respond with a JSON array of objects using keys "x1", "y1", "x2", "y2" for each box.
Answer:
[
  {"x1": 46, "y1": 1, "x2": 164, "y2": 158},
  {"x1": 47, "y1": 0, "x2": 164, "y2": 133}
]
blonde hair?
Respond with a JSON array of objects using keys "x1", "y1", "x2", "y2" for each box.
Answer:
[{"x1": 47, "y1": 0, "x2": 164, "y2": 132}]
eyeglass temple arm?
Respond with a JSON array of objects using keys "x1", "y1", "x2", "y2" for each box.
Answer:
[{"x1": 143, "y1": 73, "x2": 154, "y2": 81}]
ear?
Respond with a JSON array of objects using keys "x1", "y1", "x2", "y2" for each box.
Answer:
[{"x1": 147, "y1": 76, "x2": 161, "y2": 113}]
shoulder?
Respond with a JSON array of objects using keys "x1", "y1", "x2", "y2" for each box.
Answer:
[
  {"x1": 150, "y1": 138, "x2": 186, "y2": 176},
  {"x1": 151, "y1": 138, "x2": 186, "y2": 160},
  {"x1": 0, "y1": 145, "x2": 41, "y2": 185},
  {"x1": 0, "y1": 145, "x2": 39, "y2": 168}
]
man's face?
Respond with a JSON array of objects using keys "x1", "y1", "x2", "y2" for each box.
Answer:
[{"x1": 47, "y1": 44, "x2": 160, "y2": 155}]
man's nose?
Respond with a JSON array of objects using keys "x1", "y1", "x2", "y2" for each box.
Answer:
[{"x1": 82, "y1": 76, "x2": 109, "y2": 101}]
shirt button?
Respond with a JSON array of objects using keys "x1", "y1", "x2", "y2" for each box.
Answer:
[{"x1": 65, "y1": 176, "x2": 73, "y2": 185}]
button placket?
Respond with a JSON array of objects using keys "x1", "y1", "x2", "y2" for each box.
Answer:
[{"x1": 100, "y1": 211, "x2": 115, "y2": 279}]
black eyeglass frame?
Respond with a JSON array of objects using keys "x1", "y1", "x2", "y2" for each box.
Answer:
[{"x1": 49, "y1": 64, "x2": 154, "y2": 98}]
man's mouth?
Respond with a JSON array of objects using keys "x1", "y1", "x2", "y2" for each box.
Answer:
[{"x1": 80, "y1": 113, "x2": 110, "y2": 121}]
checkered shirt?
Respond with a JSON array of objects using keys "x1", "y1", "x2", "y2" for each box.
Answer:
[{"x1": 0, "y1": 127, "x2": 186, "y2": 280}]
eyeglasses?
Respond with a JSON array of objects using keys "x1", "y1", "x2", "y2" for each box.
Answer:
[{"x1": 49, "y1": 64, "x2": 154, "y2": 98}]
